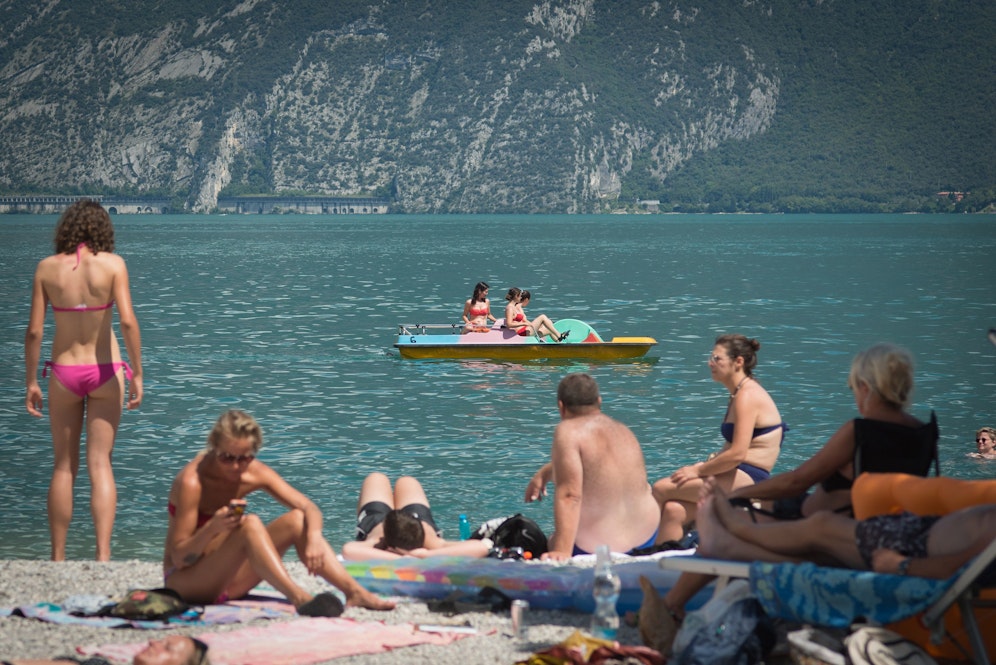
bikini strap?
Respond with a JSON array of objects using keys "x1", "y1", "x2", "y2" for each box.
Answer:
[{"x1": 73, "y1": 243, "x2": 86, "y2": 270}]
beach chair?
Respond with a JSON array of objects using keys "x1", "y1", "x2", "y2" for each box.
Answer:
[
  {"x1": 660, "y1": 474, "x2": 996, "y2": 664},
  {"x1": 852, "y1": 411, "x2": 940, "y2": 478}
]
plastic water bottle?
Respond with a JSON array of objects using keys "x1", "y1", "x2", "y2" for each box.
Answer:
[
  {"x1": 590, "y1": 544, "x2": 620, "y2": 639},
  {"x1": 458, "y1": 513, "x2": 471, "y2": 540}
]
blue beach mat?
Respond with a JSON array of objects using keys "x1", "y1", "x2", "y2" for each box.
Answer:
[{"x1": 345, "y1": 553, "x2": 707, "y2": 613}]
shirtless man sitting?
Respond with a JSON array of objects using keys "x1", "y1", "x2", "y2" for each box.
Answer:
[{"x1": 524, "y1": 373, "x2": 662, "y2": 561}]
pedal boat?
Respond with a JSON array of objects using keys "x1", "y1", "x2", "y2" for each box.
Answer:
[{"x1": 394, "y1": 318, "x2": 656, "y2": 361}]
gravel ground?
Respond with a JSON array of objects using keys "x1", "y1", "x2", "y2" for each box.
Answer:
[{"x1": 0, "y1": 560, "x2": 649, "y2": 664}]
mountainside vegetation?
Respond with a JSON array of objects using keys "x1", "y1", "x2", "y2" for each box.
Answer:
[{"x1": 1, "y1": 0, "x2": 993, "y2": 213}]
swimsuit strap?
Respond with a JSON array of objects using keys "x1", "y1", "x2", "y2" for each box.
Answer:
[
  {"x1": 73, "y1": 243, "x2": 86, "y2": 270},
  {"x1": 51, "y1": 301, "x2": 114, "y2": 312}
]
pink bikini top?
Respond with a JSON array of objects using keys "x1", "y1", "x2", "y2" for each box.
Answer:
[
  {"x1": 51, "y1": 301, "x2": 114, "y2": 312},
  {"x1": 51, "y1": 243, "x2": 115, "y2": 312}
]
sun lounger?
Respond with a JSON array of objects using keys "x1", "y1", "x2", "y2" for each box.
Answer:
[
  {"x1": 659, "y1": 473, "x2": 996, "y2": 664},
  {"x1": 660, "y1": 549, "x2": 995, "y2": 664}
]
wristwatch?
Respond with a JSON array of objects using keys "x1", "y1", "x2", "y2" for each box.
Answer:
[{"x1": 896, "y1": 557, "x2": 912, "y2": 575}]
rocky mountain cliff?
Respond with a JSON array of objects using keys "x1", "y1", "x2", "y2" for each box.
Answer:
[{"x1": 1, "y1": 0, "x2": 992, "y2": 213}]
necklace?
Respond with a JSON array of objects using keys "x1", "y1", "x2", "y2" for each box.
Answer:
[{"x1": 730, "y1": 376, "x2": 751, "y2": 401}]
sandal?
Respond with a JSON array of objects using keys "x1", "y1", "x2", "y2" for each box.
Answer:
[
  {"x1": 298, "y1": 592, "x2": 344, "y2": 617},
  {"x1": 557, "y1": 331, "x2": 570, "y2": 342}
]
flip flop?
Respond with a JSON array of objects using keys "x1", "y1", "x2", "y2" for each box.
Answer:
[{"x1": 297, "y1": 592, "x2": 344, "y2": 617}]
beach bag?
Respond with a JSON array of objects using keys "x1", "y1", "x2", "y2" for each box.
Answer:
[
  {"x1": 99, "y1": 588, "x2": 199, "y2": 621},
  {"x1": 671, "y1": 580, "x2": 776, "y2": 665},
  {"x1": 472, "y1": 513, "x2": 548, "y2": 558},
  {"x1": 844, "y1": 626, "x2": 938, "y2": 665}
]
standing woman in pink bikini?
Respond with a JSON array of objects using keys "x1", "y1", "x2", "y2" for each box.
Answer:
[{"x1": 24, "y1": 199, "x2": 143, "y2": 561}]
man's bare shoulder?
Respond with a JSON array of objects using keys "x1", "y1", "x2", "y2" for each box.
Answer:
[{"x1": 555, "y1": 412, "x2": 634, "y2": 442}]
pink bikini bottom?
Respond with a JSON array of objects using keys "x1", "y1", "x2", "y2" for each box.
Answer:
[{"x1": 44, "y1": 361, "x2": 133, "y2": 398}]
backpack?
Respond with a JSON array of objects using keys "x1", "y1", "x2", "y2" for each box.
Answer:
[
  {"x1": 98, "y1": 588, "x2": 200, "y2": 621},
  {"x1": 671, "y1": 580, "x2": 776, "y2": 665},
  {"x1": 472, "y1": 513, "x2": 548, "y2": 558}
]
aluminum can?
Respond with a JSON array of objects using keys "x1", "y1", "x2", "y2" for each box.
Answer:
[{"x1": 511, "y1": 599, "x2": 529, "y2": 638}]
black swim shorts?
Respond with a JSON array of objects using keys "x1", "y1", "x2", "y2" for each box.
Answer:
[
  {"x1": 854, "y1": 511, "x2": 941, "y2": 568},
  {"x1": 355, "y1": 501, "x2": 441, "y2": 541}
]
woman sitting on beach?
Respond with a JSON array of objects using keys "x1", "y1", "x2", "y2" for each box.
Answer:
[
  {"x1": 341, "y1": 473, "x2": 491, "y2": 561},
  {"x1": 5, "y1": 635, "x2": 210, "y2": 665},
  {"x1": 162, "y1": 409, "x2": 394, "y2": 614},
  {"x1": 652, "y1": 334, "x2": 785, "y2": 544},
  {"x1": 642, "y1": 343, "x2": 938, "y2": 652},
  {"x1": 461, "y1": 281, "x2": 497, "y2": 333},
  {"x1": 504, "y1": 288, "x2": 566, "y2": 342},
  {"x1": 725, "y1": 342, "x2": 936, "y2": 518}
]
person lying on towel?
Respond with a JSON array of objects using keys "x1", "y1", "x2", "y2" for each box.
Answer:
[
  {"x1": 342, "y1": 473, "x2": 491, "y2": 560},
  {"x1": 3, "y1": 635, "x2": 209, "y2": 665}
]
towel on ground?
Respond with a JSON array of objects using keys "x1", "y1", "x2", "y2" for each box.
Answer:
[
  {"x1": 2, "y1": 594, "x2": 294, "y2": 629},
  {"x1": 79, "y1": 617, "x2": 482, "y2": 665}
]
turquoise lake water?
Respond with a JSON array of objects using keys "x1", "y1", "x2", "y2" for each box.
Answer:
[{"x1": 1, "y1": 213, "x2": 994, "y2": 561}]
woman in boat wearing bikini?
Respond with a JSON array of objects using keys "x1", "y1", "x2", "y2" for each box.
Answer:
[
  {"x1": 24, "y1": 199, "x2": 143, "y2": 561},
  {"x1": 504, "y1": 287, "x2": 568, "y2": 342},
  {"x1": 652, "y1": 334, "x2": 785, "y2": 544},
  {"x1": 460, "y1": 281, "x2": 497, "y2": 333}
]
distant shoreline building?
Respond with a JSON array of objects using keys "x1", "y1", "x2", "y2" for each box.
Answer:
[{"x1": 0, "y1": 195, "x2": 390, "y2": 215}]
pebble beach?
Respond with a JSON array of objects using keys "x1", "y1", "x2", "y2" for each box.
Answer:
[{"x1": 0, "y1": 559, "x2": 646, "y2": 664}]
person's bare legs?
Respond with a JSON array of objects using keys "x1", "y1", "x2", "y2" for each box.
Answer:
[
  {"x1": 653, "y1": 476, "x2": 703, "y2": 543},
  {"x1": 227, "y1": 507, "x2": 395, "y2": 610},
  {"x1": 46, "y1": 379, "x2": 84, "y2": 561},
  {"x1": 702, "y1": 478, "x2": 865, "y2": 568},
  {"x1": 356, "y1": 472, "x2": 396, "y2": 510},
  {"x1": 166, "y1": 512, "x2": 316, "y2": 607},
  {"x1": 392, "y1": 475, "x2": 447, "y2": 548},
  {"x1": 654, "y1": 469, "x2": 765, "y2": 544},
  {"x1": 392, "y1": 475, "x2": 431, "y2": 507},
  {"x1": 84, "y1": 373, "x2": 125, "y2": 561},
  {"x1": 309, "y1": 533, "x2": 395, "y2": 610}
]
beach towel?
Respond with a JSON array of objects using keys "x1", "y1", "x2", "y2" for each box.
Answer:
[
  {"x1": 749, "y1": 561, "x2": 951, "y2": 627},
  {"x1": 2, "y1": 594, "x2": 293, "y2": 630},
  {"x1": 80, "y1": 617, "x2": 481, "y2": 665}
]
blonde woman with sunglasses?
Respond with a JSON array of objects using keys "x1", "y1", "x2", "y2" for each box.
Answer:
[{"x1": 162, "y1": 410, "x2": 394, "y2": 615}]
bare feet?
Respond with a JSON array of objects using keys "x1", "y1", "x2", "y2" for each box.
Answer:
[
  {"x1": 346, "y1": 587, "x2": 396, "y2": 611},
  {"x1": 703, "y1": 479, "x2": 740, "y2": 534},
  {"x1": 694, "y1": 479, "x2": 737, "y2": 559}
]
